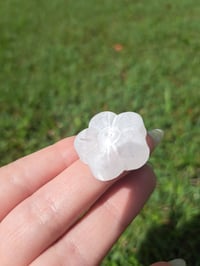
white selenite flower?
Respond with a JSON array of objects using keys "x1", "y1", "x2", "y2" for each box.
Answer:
[{"x1": 74, "y1": 111, "x2": 150, "y2": 181}]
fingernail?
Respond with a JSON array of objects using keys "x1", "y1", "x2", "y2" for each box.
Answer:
[
  {"x1": 148, "y1": 129, "x2": 164, "y2": 146},
  {"x1": 168, "y1": 258, "x2": 186, "y2": 266}
]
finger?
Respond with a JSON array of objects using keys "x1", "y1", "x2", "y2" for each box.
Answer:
[
  {"x1": 147, "y1": 129, "x2": 164, "y2": 153},
  {"x1": 31, "y1": 165, "x2": 156, "y2": 266},
  {"x1": 147, "y1": 134, "x2": 155, "y2": 152},
  {"x1": 0, "y1": 159, "x2": 115, "y2": 265},
  {"x1": 0, "y1": 137, "x2": 78, "y2": 220}
]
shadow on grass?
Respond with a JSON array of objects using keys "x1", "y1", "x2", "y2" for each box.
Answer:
[{"x1": 137, "y1": 207, "x2": 200, "y2": 266}]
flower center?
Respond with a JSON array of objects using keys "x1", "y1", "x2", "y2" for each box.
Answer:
[{"x1": 98, "y1": 127, "x2": 121, "y2": 148}]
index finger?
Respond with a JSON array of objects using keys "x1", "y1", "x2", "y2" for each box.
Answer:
[{"x1": 0, "y1": 136, "x2": 78, "y2": 220}]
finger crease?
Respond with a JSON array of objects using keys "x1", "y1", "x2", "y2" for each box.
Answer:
[
  {"x1": 54, "y1": 139, "x2": 78, "y2": 169},
  {"x1": 63, "y1": 235, "x2": 90, "y2": 266},
  {"x1": 9, "y1": 161, "x2": 33, "y2": 196},
  {"x1": 103, "y1": 199, "x2": 128, "y2": 231}
]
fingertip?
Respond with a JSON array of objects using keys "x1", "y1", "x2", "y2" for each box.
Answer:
[{"x1": 147, "y1": 129, "x2": 164, "y2": 153}]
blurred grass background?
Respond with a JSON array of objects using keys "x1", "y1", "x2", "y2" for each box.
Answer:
[{"x1": 0, "y1": 0, "x2": 199, "y2": 265}]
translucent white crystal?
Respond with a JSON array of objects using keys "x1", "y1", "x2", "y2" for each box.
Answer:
[{"x1": 74, "y1": 111, "x2": 150, "y2": 181}]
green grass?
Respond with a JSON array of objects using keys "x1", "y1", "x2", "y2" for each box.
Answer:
[{"x1": 0, "y1": 0, "x2": 199, "y2": 265}]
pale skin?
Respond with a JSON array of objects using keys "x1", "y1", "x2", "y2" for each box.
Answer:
[{"x1": 0, "y1": 135, "x2": 170, "y2": 265}]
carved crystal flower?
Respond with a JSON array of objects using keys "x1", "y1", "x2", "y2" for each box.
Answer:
[{"x1": 74, "y1": 111, "x2": 150, "y2": 181}]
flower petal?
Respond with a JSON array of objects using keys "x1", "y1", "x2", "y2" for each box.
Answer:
[
  {"x1": 123, "y1": 142, "x2": 150, "y2": 170},
  {"x1": 89, "y1": 111, "x2": 116, "y2": 130},
  {"x1": 112, "y1": 112, "x2": 147, "y2": 135},
  {"x1": 89, "y1": 148, "x2": 124, "y2": 181},
  {"x1": 114, "y1": 130, "x2": 150, "y2": 170},
  {"x1": 74, "y1": 127, "x2": 99, "y2": 164}
]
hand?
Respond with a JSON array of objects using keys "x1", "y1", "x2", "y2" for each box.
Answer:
[{"x1": 0, "y1": 135, "x2": 156, "y2": 265}]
